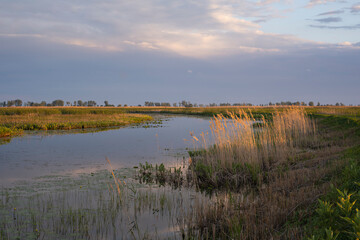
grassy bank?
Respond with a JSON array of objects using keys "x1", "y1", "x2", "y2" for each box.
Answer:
[
  {"x1": 123, "y1": 106, "x2": 360, "y2": 118},
  {"x1": 0, "y1": 107, "x2": 152, "y2": 137},
  {"x1": 133, "y1": 108, "x2": 359, "y2": 239},
  {"x1": 184, "y1": 109, "x2": 360, "y2": 239}
]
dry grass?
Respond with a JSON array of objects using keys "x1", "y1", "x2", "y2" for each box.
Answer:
[
  {"x1": 0, "y1": 113, "x2": 152, "y2": 132},
  {"x1": 189, "y1": 108, "x2": 316, "y2": 189},
  {"x1": 182, "y1": 108, "x2": 359, "y2": 239}
]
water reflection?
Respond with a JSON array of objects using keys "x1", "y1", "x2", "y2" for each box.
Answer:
[{"x1": 0, "y1": 115, "x2": 212, "y2": 185}]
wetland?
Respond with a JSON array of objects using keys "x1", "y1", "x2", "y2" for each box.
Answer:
[{"x1": 1, "y1": 107, "x2": 360, "y2": 239}]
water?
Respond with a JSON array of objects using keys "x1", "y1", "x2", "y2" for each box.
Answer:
[
  {"x1": 0, "y1": 115, "x2": 216, "y2": 239},
  {"x1": 0, "y1": 115, "x2": 212, "y2": 185}
]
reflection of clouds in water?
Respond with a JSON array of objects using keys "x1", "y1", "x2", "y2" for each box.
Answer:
[{"x1": 0, "y1": 115, "x2": 213, "y2": 185}]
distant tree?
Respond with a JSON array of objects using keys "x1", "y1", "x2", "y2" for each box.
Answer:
[
  {"x1": 87, "y1": 101, "x2": 96, "y2": 107},
  {"x1": 180, "y1": 100, "x2": 193, "y2": 107},
  {"x1": 66, "y1": 101, "x2": 71, "y2": 106},
  {"x1": 14, "y1": 99, "x2": 22, "y2": 106},
  {"x1": 77, "y1": 100, "x2": 84, "y2": 106},
  {"x1": 118, "y1": 104, "x2": 122, "y2": 107},
  {"x1": 173, "y1": 103, "x2": 177, "y2": 107},
  {"x1": 40, "y1": 101, "x2": 46, "y2": 106},
  {"x1": 104, "y1": 101, "x2": 109, "y2": 106},
  {"x1": 308, "y1": 101, "x2": 314, "y2": 106},
  {"x1": 335, "y1": 102, "x2": 340, "y2": 106},
  {"x1": 52, "y1": 99, "x2": 64, "y2": 106},
  {"x1": 7, "y1": 100, "x2": 15, "y2": 107},
  {"x1": 317, "y1": 102, "x2": 321, "y2": 106},
  {"x1": 73, "y1": 101, "x2": 77, "y2": 106},
  {"x1": 145, "y1": 101, "x2": 155, "y2": 107},
  {"x1": 220, "y1": 103, "x2": 231, "y2": 106},
  {"x1": 154, "y1": 102, "x2": 161, "y2": 106},
  {"x1": 160, "y1": 102, "x2": 171, "y2": 107}
]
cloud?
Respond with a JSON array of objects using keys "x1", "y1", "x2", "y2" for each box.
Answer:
[
  {"x1": 0, "y1": 0, "x2": 312, "y2": 58},
  {"x1": 306, "y1": 0, "x2": 337, "y2": 8},
  {"x1": 351, "y1": 3, "x2": 360, "y2": 13},
  {"x1": 313, "y1": 17, "x2": 342, "y2": 23},
  {"x1": 317, "y1": 10, "x2": 344, "y2": 16},
  {"x1": 1, "y1": 35, "x2": 359, "y2": 105},
  {"x1": 309, "y1": 23, "x2": 360, "y2": 29}
]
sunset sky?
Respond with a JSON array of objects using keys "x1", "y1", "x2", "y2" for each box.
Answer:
[{"x1": 0, "y1": 0, "x2": 359, "y2": 105}]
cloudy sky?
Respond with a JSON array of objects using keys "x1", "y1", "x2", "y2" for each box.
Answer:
[{"x1": 0, "y1": 0, "x2": 359, "y2": 105}]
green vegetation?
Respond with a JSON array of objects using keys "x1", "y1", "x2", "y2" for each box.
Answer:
[
  {"x1": 123, "y1": 106, "x2": 360, "y2": 119},
  {"x1": 0, "y1": 107, "x2": 152, "y2": 138},
  {"x1": 304, "y1": 145, "x2": 360, "y2": 240}
]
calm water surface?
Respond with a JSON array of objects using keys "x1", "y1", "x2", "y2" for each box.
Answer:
[{"x1": 0, "y1": 115, "x2": 212, "y2": 185}]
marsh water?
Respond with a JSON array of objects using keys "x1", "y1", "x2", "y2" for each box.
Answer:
[
  {"x1": 0, "y1": 115, "x2": 212, "y2": 185},
  {"x1": 0, "y1": 115, "x2": 218, "y2": 239}
]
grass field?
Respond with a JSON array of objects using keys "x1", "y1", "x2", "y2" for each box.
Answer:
[{"x1": 0, "y1": 107, "x2": 152, "y2": 137}]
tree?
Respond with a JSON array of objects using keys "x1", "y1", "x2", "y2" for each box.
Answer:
[
  {"x1": 14, "y1": 99, "x2": 22, "y2": 107},
  {"x1": 104, "y1": 101, "x2": 109, "y2": 106},
  {"x1": 7, "y1": 100, "x2": 15, "y2": 107},
  {"x1": 52, "y1": 99, "x2": 64, "y2": 106},
  {"x1": 309, "y1": 101, "x2": 314, "y2": 106}
]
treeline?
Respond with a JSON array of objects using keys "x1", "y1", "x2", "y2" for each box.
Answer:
[
  {"x1": 1, "y1": 99, "x2": 99, "y2": 107},
  {"x1": 267, "y1": 101, "x2": 348, "y2": 107},
  {"x1": 0, "y1": 99, "x2": 355, "y2": 107},
  {"x1": 144, "y1": 100, "x2": 253, "y2": 107}
]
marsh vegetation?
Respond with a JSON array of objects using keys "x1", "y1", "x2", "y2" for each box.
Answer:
[
  {"x1": 0, "y1": 107, "x2": 152, "y2": 138},
  {"x1": 1, "y1": 106, "x2": 360, "y2": 239}
]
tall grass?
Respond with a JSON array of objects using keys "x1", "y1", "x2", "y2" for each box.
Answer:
[{"x1": 190, "y1": 108, "x2": 316, "y2": 189}]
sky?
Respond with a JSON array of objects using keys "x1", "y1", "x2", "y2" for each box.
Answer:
[{"x1": 0, "y1": 0, "x2": 359, "y2": 105}]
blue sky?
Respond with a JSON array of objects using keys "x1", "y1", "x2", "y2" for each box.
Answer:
[{"x1": 0, "y1": 0, "x2": 359, "y2": 105}]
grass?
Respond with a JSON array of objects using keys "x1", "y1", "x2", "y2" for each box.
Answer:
[
  {"x1": 1, "y1": 106, "x2": 360, "y2": 239},
  {"x1": 123, "y1": 106, "x2": 360, "y2": 119},
  {"x1": 149, "y1": 108, "x2": 360, "y2": 239},
  {"x1": 0, "y1": 126, "x2": 23, "y2": 138},
  {"x1": 0, "y1": 107, "x2": 152, "y2": 137},
  {"x1": 188, "y1": 108, "x2": 316, "y2": 190},
  {"x1": 0, "y1": 167, "x2": 213, "y2": 239}
]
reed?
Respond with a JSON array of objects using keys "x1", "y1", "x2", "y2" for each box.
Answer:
[{"x1": 190, "y1": 107, "x2": 317, "y2": 189}]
